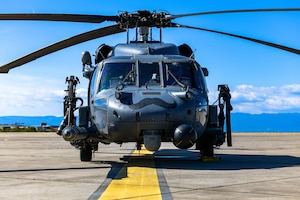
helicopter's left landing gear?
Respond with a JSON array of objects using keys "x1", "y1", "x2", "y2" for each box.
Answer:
[
  {"x1": 197, "y1": 129, "x2": 221, "y2": 162},
  {"x1": 197, "y1": 84, "x2": 232, "y2": 161}
]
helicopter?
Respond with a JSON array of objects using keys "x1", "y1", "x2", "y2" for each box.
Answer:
[{"x1": 0, "y1": 9, "x2": 299, "y2": 162}]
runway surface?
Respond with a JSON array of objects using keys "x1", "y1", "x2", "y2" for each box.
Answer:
[{"x1": 1, "y1": 132, "x2": 300, "y2": 199}]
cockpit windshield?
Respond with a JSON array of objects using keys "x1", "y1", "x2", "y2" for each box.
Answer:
[
  {"x1": 139, "y1": 62, "x2": 160, "y2": 86},
  {"x1": 99, "y1": 63, "x2": 135, "y2": 91},
  {"x1": 164, "y1": 62, "x2": 204, "y2": 90},
  {"x1": 98, "y1": 61, "x2": 205, "y2": 92}
]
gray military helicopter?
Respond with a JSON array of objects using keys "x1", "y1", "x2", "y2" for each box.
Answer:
[{"x1": 0, "y1": 9, "x2": 299, "y2": 161}]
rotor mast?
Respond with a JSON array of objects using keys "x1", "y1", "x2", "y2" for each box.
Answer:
[
  {"x1": 127, "y1": 26, "x2": 159, "y2": 43},
  {"x1": 139, "y1": 26, "x2": 149, "y2": 42}
]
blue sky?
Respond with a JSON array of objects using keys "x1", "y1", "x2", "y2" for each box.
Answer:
[{"x1": 0, "y1": 0, "x2": 300, "y2": 116}]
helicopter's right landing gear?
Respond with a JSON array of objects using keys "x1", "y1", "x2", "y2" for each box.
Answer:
[
  {"x1": 57, "y1": 76, "x2": 96, "y2": 162},
  {"x1": 80, "y1": 144, "x2": 92, "y2": 162},
  {"x1": 197, "y1": 84, "x2": 232, "y2": 161}
]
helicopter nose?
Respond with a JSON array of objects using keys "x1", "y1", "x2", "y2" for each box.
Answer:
[{"x1": 172, "y1": 124, "x2": 197, "y2": 149}]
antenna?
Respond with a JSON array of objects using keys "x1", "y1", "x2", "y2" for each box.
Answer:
[
  {"x1": 160, "y1": 27, "x2": 162, "y2": 43},
  {"x1": 126, "y1": 27, "x2": 129, "y2": 44},
  {"x1": 135, "y1": 26, "x2": 138, "y2": 42}
]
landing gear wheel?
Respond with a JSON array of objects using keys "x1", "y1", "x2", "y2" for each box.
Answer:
[
  {"x1": 80, "y1": 145, "x2": 92, "y2": 162},
  {"x1": 197, "y1": 134, "x2": 220, "y2": 162},
  {"x1": 199, "y1": 139, "x2": 214, "y2": 158}
]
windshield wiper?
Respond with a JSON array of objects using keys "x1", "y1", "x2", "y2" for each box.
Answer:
[
  {"x1": 166, "y1": 64, "x2": 187, "y2": 90},
  {"x1": 116, "y1": 64, "x2": 135, "y2": 91}
]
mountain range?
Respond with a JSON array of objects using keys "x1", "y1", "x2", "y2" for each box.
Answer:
[
  {"x1": 231, "y1": 113, "x2": 300, "y2": 132},
  {"x1": 0, "y1": 113, "x2": 300, "y2": 132}
]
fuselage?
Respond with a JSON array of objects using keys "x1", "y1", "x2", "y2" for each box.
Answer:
[{"x1": 88, "y1": 43, "x2": 209, "y2": 149}]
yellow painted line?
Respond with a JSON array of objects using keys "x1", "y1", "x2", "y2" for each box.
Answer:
[{"x1": 98, "y1": 148, "x2": 162, "y2": 200}]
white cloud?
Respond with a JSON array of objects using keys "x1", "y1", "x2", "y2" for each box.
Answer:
[
  {"x1": 0, "y1": 74, "x2": 88, "y2": 116},
  {"x1": 0, "y1": 87, "x2": 88, "y2": 116},
  {"x1": 209, "y1": 84, "x2": 300, "y2": 114}
]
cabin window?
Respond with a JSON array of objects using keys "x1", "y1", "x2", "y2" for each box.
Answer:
[{"x1": 98, "y1": 63, "x2": 135, "y2": 91}]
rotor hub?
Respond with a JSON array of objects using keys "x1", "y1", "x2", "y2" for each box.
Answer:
[{"x1": 118, "y1": 10, "x2": 170, "y2": 28}]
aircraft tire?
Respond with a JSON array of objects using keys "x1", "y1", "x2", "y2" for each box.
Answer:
[
  {"x1": 80, "y1": 145, "x2": 92, "y2": 161},
  {"x1": 197, "y1": 134, "x2": 214, "y2": 158}
]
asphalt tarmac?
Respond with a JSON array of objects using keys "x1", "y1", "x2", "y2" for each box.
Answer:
[{"x1": 1, "y1": 132, "x2": 300, "y2": 199}]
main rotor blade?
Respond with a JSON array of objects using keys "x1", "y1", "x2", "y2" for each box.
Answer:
[
  {"x1": 168, "y1": 8, "x2": 300, "y2": 19},
  {"x1": 0, "y1": 13, "x2": 118, "y2": 23},
  {"x1": 0, "y1": 24, "x2": 125, "y2": 73},
  {"x1": 171, "y1": 23, "x2": 300, "y2": 55}
]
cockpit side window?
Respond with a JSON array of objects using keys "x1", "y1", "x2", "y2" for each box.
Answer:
[
  {"x1": 90, "y1": 66, "x2": 100, "y2": 97},
  {"x1": 98, "y1": 63, "x2": 135, "y2": 91}
]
